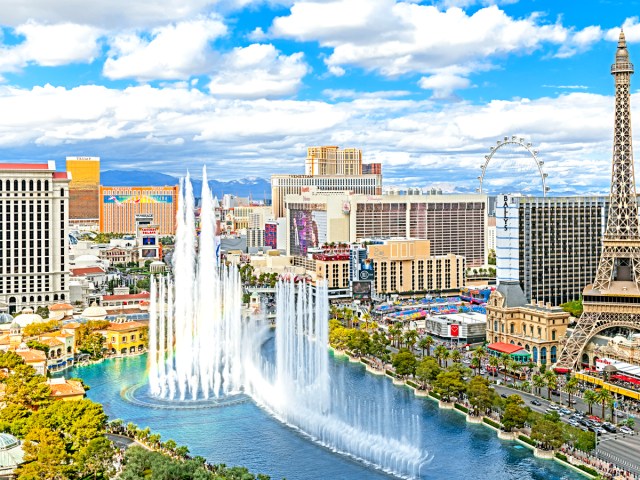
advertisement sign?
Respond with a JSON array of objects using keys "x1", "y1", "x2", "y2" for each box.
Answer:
[
  {"x1": 290, "y1": 210, "x2": 327, "y2": 256},
  {"x1": 352, "y1": 281, "x2": 371, "y2": 299},
  {"x1": 142, "y1": 237, "x2": 156, "y2": 246},
  {"x1": 140, "y1": 227, "x2": 157, "y2": 235},
  {"x1": 141, "y1": 248, "x2": 157, "y2": 258},
  {"x1": 595, "y1": 358, "x2": 614, "y2": 372},
  {"x1": 359, "y1": 258, "x2": 375, "y2": 281},
  {"x1": 448, "y1": 324, "x2": 460, "y2": 338},
  {"x1": 104, "y1": 194, "x2": 173, "y2": 205}
]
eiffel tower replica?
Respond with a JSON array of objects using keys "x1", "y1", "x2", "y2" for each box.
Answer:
[{"x1": 556, "y1": 31, "x2": 640, "y2": 371}]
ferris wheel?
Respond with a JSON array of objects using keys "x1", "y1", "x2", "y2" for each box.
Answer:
[{"x1": 477, "y1": 135, "x2": 550, "y2": 196}]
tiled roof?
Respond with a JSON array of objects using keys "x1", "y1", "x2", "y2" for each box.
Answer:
[
  {"x1": 487, "y1": 342, "x2": 526, "y2": 355},
  {"x1": 49, "y1": 303, "x2": 73, "y2": 311},
  {"x1": 70, "y1": 267, "x2": 105, "y2": 276},
  {"x1": 52, "y1": 172, "x2": 70, "y2": 179},
  {"x1": 106, "y1": 321, "x2": 146, "y2": 331},
  {"x1": 15, "y1": 349, "x2": 47, "y2": 363},
  {"x1": 48, "y1": 380, "x2": 85, "y2": 398},
  {"x1": 0, "y1": 163, "x2": 49, "y2": 170},
  {"x1": 102, "y1": 293, "x2": 150, "y2": 301}
]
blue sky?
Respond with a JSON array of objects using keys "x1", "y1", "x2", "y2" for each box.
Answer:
[{"x1": 1, "y1": 0, "x2": 639, "y2": 195}]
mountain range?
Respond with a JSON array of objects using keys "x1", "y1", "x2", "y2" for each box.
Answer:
[{"x1": 100, "y1": 170, "x2": 271, "y2": 200}]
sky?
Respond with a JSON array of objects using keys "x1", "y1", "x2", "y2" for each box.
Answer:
[{"x1": 1, "y1": 0, "x2": 640, "y2": 195}]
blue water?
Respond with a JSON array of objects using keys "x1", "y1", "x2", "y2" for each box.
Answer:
[{"x1": 68, "y1": 354, "x2": 582, "y2": 480}]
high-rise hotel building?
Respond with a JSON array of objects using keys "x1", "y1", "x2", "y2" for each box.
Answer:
[
  {"x1": 497, "y1": 194, "x2": 607, "y2": 306},
  {"x1": 66, "y1": 156, "x2": 100, "y2": 224},
  {"x1": 271, "y1": 146, "x2": 383, "y2": 218},
  {"x1": 0, "y1": 162, "x2": 70, "y2": 313},
  {"x1": 99, "y1": 186, "x2": 179, "y2": 235}
]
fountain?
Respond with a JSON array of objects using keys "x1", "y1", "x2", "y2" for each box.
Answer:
[
  {"x1": 147, "y1": 168, "x2": 427, "y2": 478},
  {"x1": 148, "y1": 168, "x2": 244, "y2": 400}
]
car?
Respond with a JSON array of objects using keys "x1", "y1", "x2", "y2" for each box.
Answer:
[
  {"x1": 479, "y1": 369, "x2": 487, "y2": 375},
  {"x1": 588, "y1": 415, "x2": 602, "y2": 422},
  {"x1": 579, "y1": 425, "x2": 589, "y2": 432},
  {"x1": 550, "y1": 389, "x2": 560, "y2": 396},
  {"x1": 568, "y1": 399, "x2": 577, "y2": 405},
  {"x1": 602, "y1": 423, "x2": 617, "y2": 433},
  {"x1": 501, "y1": 393, "x2": 508, "y2": 398},
  {"x1": 530, "y1": 399, "x2": 542, "y2": 406},
  {"x1": 560, "y1": 408, "x2": 572, "y2": 415},
  {"x1": 549, "y1": 404, "x2": 560, "y2": 410},
  {"x1": 620, "y1": 426, "x2": 634, "y2": 435},
  {"x1": 588, "y1": 426, "x2": 602, "y2": 435},
  {"x1": 545, "y1": 407, "x2": 556, "y2": 414}
]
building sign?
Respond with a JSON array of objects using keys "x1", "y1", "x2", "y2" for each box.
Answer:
[
  {"x1": 141, "y1": 248, "x2": 157, "y2": 258},
  {"x1": 104, "y1": 194, "x2": 173, "y2": 205},
  {"x1": 358, "y1": 258, "x2": 375, "y2": 281},
  {"x1": 140, "y1": 227, "x2": 158, "y2": 235},
  {"x1": 142, "y1": 237, "x2": 156, "y2": 246},
  {"x1": 352, "y1": 281, "x2": 371, "y2": 299},
  {"x1": 502, "y1": 195, "x2": 509, "y2": 231},
  {"x1": 135, "y1": 213, "x2": 154, "y2": 220},
  {"x1": 449, "y1": 324, "x2": 460, "y2": 337},
  {"x1": 496, "y1": 194, "x2": 520, "y2": 283}
]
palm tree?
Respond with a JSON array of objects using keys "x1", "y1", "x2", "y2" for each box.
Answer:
[
  {"x1": 510, "y1": 360, "x2": 523, "y2": 381},
  {"x1": 419, "y1": 336, "x2": 434, "y2": 357},
  {"x1": 500, "y1": 353, "x2": 511, "y2": 382},
  {"x1": 595, "y1": 389, "x2": 613, "y2": 420},
  {"x1": 544, "y1": 370, "x2": 558, "y2": 401},
  {"x1": 404, "y1": 330, "x2": 419, "y2": 353},
  {"x1": 565, "y1": 376, "x2": 579, "y2": 408},
  {"x1": 472, "y1": 346, "x2": 487, "y2": 365},
  {"x1": 583, "y1": 389, "x2": 597, "y2": 415},
  {"x1": 388, "y1": 324, "x2": 402, "y2": 349},
  {"x1": 434, "y1": 345, "x2": 448, "y2": 367},
  {"x1": 532, "y1": 374, "x2": 545, "y2": 397},
  {"x1": 470, "y1": 356, "x2": 481, "y2": 375},
  {"x1": 450, "y1": 349, "x2": 462, "y2": 364},
  {"x1": 488, "y1": 355, "x2": 500, "y2": 376}
]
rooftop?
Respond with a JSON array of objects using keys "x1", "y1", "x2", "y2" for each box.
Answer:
[
  {"x1": 15, "y1": 349, "x2": 46, "y2": 363},
  {"x1": 106, "y1": 321, "x2": 146, "y2": 331},
  {"x1": 102, "y1": 293, "x2": 150, "y2": 301},
  {"x1": 487, "y1": 342, "x2": 528, "y2": 355},
  {"x1": 47, "y1": 379, "x2": 85, "y2": 398},
  {"x1": 70, "y1": 266, "x2": 106, "y2": 276}
]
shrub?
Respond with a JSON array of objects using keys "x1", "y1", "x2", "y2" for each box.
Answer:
[
  {"x1": 576, "y1": 465, "x2": 599, "y2": 476},
  {"x1": 385, "y1": 370, "x2": 396, "y2": 378},
  {"x1": 483, "y1": 418, "x2": 501, "y2": 429},
  {"x1": 519, "y1": 435, "x2": 536, "y2": 447},
  {"x1": 454, "y1": 404, "x2": 468, "y2": 413},
  {"x1": 406, "y1": 380, "x2": 418, "y2": 389},
  {"x1": 555, "y1": 452, "x2": 568, "y2": 462},
  {"x1": 429, "y1": 391, "x2": 441, "y2": 400}
]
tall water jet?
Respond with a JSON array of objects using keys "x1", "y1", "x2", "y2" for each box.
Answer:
[
  {"x1": 247, "y1": 279, "x2": 427, "y2": 479},
  {"x1": 148, "y1": 168, "x2": 244, "y2": 400}
]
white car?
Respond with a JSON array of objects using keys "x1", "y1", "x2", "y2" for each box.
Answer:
[
  {"x1": 620, "y1": 426, "x2": 634, "y2": 435},
  {"x1": 549, "y1": 404, "x2": 560, "y2": 410}
]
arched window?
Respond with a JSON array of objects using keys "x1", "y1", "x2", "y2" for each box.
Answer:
[
  {"x1": 60, "y1": 188, "x2": 64, "y2": 197},
  {"x1": 37, "y1": 180, "x2": 41, "y2": 191},
  {"x1": 21, "y1": 296, "x2": 27, "y2": 303},
  {"x1": 551, "y1": 346, "x2": 557, "y2": 363},
  {"x1": 61, "y1": 294, "x2": 65, "y2": 300},
  {"x1": 533, "y1": 347, "x2": 538, "y2": 362},
  {"x1": 53, "y1": 294, "x2": 59, "y2": 301},
  {"x1": 45, "y1": 295, "x2": 49, "y2": 302},
  {"x1": 541, "y1": 347, "x2": 547, "y2": 365},
  {"x1": 44, "y1": 180, "x2": 49, "y2": 190},
  {"x1": 29, "y1": 180, "x2": 33, "y2": 191},
  {"x1": 510, "y1": 340, "x2": 515, "y2": 344},
  {"x1": 5, "y1": 180, "x2": 10, "y2": 190},
  {"x1": 37, "y1": 295, "x2": 42, "y2": 302},
  {"x1": 29, "y1": 296, "x2": 34, "y2": 302},
  {"x1": 525, "y1": 344, "x2": 530, "y2": 351},
  {"x1": 21, "y1": 180, "x2": 26, "y2": 191},
  {"x1": 14, "y1": 180, "x2": 18, "y2": 191}
]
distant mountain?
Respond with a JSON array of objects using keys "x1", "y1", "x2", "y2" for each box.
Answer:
[{"x1": 101, "y1": 170, "x2": 271, "y2": 200}]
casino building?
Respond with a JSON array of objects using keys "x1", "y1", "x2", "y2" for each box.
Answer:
[{"x1": 99, "y1": 186, "x2": 179, "y2": 235}]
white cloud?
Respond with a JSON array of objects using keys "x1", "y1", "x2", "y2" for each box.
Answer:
[
  {"x1": 0, "y1": 0, "x2": 216, "y2": 29},
  {"x1": 208, "y1": 43, "x2": 308, "y2": 98},
  {"x1": 0, "y1": 81, "x2": 627, "y2": 194},
  {"x1": 438, "y1": 0, "x2": 518, "y2": 7},
  {"x1": 271, "y1": 2, "x2": 568, "y2": 78},
  {"x1": 103, "y1": 16, "x2": 227, "y2": 81},
  {"x1": 418, "y1": 71, "x2": 471, "y2": 98},
  {"x1": 0, "y1": 22, "x2": 102, "y2": 75},
  {"x1": 606, "y1": 18, "x2": 640, "y2": 43},
  {"x1": 556, "y1": 25, "x2": 603, "y2": 58}
]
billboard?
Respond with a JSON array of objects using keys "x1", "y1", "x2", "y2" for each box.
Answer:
[
  {"x1": 352, "y1": 281, "x2": 371, "y2": 299},
  {"x1": 142, "y1": 237, "x2": 156, "y2": 246},
  {"x1": 104, "y1": 194, "x2": 173, "y2": 205},
  {"x1": 359, "y1": 258, "x2": 375, "y2": 281},
  {"x1": 141, "y1": 248, "x2": 157, "y2": 258},
  {"x1": 290, "y1": 209, "x2": 327, "y2": 256}
]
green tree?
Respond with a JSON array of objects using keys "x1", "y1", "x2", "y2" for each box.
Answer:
[
  {"x1": 470, "y1": 356, "x2": 481, "y2": 375},
  {"x1": 346, "y1": 330, "x2": 371, "y2": 357},
  {"x1": 17, "y1": 427, "x2": 70, "y2": 480},
  {"x1": 415, "y1": 356, "x2": 441, "y2": 389},
  {"x1": 531, "y1": 419, "x2": 564, "y2": 451},
  {"x1": 0, "y1": 350, "x2": 25, "y2": 369},
  {"x1": 502, "y1": 396, "x2": 529, "y2": 432},
  {"x1": 466, "y1": 375, "x2": 496, "y2": 416},
  {"x1": 544, "y1": 370, "x2": 558, "y2": 401},
  {"x1": 35, "y1": 306, "x2": 50, "y2": 319},
  {"x1": 403, "y1": 330, "x2": 419, "y2": 353},
  {"x1": 75, "y1": 436, "x2": 115, "y2": 480},
  {"x1": 560, "y1": 298, "x2": 583, "y2": 317},
  {"x1": 2, "y1": 364, "x2": 51, "y2": 412},
  {"x1": 26, "y1": 340, "x2": 50, "y2": 355},
  {"x1": 79, "y1": 332, "x2": 105, "y2": 360},
  {"x1": 392, "y1": 349, "x2": 418, "y2": 378},
  {"x1": 450, "y1": 349, "x2": 462, "y2": 364},
  {"x1": 532, "y1": 374, "x2": 545, "y2": 397},
  {"x1": 23, "y1": 320, "x2": 60, "y2": 337},
  {"x1": 433, "y1": 370, "x2": 466, "y2": 402},
  {"x1": 499, "y1": 353, "x2": 511, "y2": 382}
]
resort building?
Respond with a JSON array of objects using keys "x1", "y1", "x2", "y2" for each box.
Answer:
[
  {"x1": 0, "y1": 161, "x2": 71, "y2": 313},
  {"x1": 66, "y1": 156, "x2": 100, "y2": 225},
  {"x1": 425, "y1": 312, "x2": 486, "y2": 343},
  {"x1": 99, "y1": 185, "x2": 179, "y2": 235},
  {"x1": 105, "y1": 321, "x2": 147, "y2": 355},
  {"x1": 367, "y1": 239, "x2": 465, "y2": 295},
  {"x1": 47, "y1": 378, "x2": 86, "y2": 401},
  {"x1": 14, "y1": 344, "x2": 47, "y2": 375},
  {"x1": 284, "y1": 189, "x2": 487, "y2": 266},
  {"x1": 497, "y1": 194, "x2": 607, "y2": 306},
  {"x1": 485, "y1": 286, "x2": 571, "y2": 366},
  {"x1": 486, "y1": 342, "x2": 532, "y2": 364}
]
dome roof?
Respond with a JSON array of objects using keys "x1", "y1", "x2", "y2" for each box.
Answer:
[
  {"x1": 0, "y1": 434, "x2": 18, "y2": 451},
  {"x1": 0, "y1": 313, "x2": 13, "y2": 324},
  {"x1": 13, "y1": 308, "x2": 44, "y2": 328},
  {"x1": 49, "y1": 303, "x2": 73, "y2": 311},
  {"x1": 81, "y1": 302, "x2": 107, "y2": 319},
  {"x1": 74, "y1": 254, "x2": 101, "y2": 264}
]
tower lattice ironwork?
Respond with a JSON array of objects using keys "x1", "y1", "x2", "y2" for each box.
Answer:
[{"x1": 556, "y1": 31, "x2": 640, "y2": 370}]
